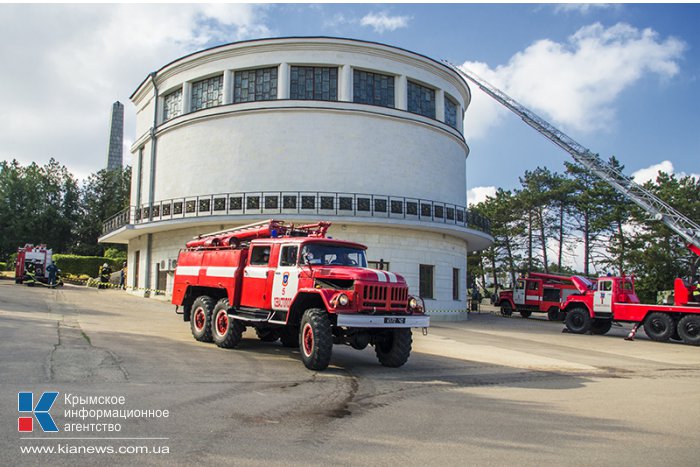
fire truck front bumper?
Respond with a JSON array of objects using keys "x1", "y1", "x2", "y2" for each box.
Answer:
[{"x1": 336, "y1": 313, "x2": 430, "y2": 329}]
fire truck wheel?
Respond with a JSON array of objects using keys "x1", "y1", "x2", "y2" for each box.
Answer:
[
  {"x1": 565, "y1": 307, "x2": 591, "y2": 334},
  {"x1": 547, "y1": 307, "x2": 563, "y2": 321},
  {"x1": 500, "y1": 302, "x2": 513, "y2": 316},
  {"x1": 300, "y1": 308, "x2": 333, "y2": 371},
  {"x1": 190, "y1": 296, "x2": 214, "y2": 343},
  {"x1": 375, "y1": 329, "x2": 412, "y2": 368},
  {"x1": 643, "y1": 312, "x2": 674, "y2": 342},
  {"x1": 590, "y1": 318, "x2": 612, "y2": 335},
  {"x1": 677, "y1": 315, "x2": 700, "y2": 346},
  {"x1": 519, "y1": 310, "x2": 532, "y2": 319},
  {"x1": 255, "y1": 328, "x2": 280, "y2": 343},
  {"x1": 212, "y1": 299, "x2": 244, "y2": 348},
  {"x1": 280, "y1": 327, "x2": 300, "y2": 348}
]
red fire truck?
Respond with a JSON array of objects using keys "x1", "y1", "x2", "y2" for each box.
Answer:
[
  {"x1": 497, "y1": 272, "x2": 579, "y2": 320},
  {"x1": 14, "y1": 244, "x2": 53, "y2": 285},
  {"x1": 562, "y1": 274, "x2": 700, "y2": 345},
  {"x1": 171, "y1": 220, "x2": 429, "y2": 370}
]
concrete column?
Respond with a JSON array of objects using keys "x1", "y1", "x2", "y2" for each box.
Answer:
[
  {"x1": 436, "y1": 89, "x2": 445, "y2": 122},
  {"x1": 278, "y1": 63, "x2": 290, "y2": 99},
  {"x1": 397, "y1": 75, "x2": 407, "y2": 110},
  {"x1": 183, "y1": 83, "x2": 192, "y2": 114},
  {"x1": 340, "y1": 64, "x2": 352, "y2": 102},
  {"x1": 223, "y1": 70, "x2": 233, "y2": 104}
]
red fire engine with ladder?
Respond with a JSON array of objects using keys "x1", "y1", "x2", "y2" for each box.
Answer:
[
  {"x1": 171, "y1": 220, "x2": 429, "y2": 370},
  {"x1": 14, "y1": 244, "x2": 54, "y2": 285},
  {"x1": 445, "y1": 61, "x2": 700, "y2": 345},
  {"x1": 497, "y1": 272, "x2": 578, "y2": 321}
]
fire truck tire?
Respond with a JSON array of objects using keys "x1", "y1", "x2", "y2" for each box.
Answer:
[
  {"x1": 280, "y1": 327, "x2": 300, "y2": 348},
  {"x1": 565, "y1": 307, "x2": 591, "y2": 334},
  {"x1": 255, "y1": 328, "x2": 280, "y2": 343},
  {"x1": 643, "y1": 312, "x2": 674, "y2": 342},
  {"x1": 300, "y1": 308, "x2": 333, "y2": 370},
  {"x1": 500, "y1": 302, "x2": 513, "y2": 316},
  {"x1": 212, "y1": 299, "x2": 244, "y2": 348},
  {"x1": 375, "y1": 329, "x2": 412, "y2": 368},
  {"x1": 590, "y1": 318, "x2": 612, "y2": 335},
  {"x1": 190, "y1": 296, "x2": 214, "y2": 343},
  {"x1": 519, "y1": 310, "x2": 532, "y2": 319},
  {"x1": 677, "y1": 315, "x2": 700, "y2": 346}
]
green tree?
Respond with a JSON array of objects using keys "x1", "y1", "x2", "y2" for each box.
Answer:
[{"x1": 73, "y1": 167, "x2": 131, "y2": 256}]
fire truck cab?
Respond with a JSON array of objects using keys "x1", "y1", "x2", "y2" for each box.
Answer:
[{"x1": 172, "y1": 220, "x2": 429, "y2": 370}]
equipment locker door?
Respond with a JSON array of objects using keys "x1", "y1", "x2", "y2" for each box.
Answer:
[{"x1": 240, "y1": 244, "x2": 273, "y2": 309}]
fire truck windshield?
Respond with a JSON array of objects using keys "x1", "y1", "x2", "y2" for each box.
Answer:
[{"x1": 301, "y1": 243, "x2": 367, "y2": 267}]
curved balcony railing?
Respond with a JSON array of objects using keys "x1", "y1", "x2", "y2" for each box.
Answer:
[{"x1": 101, "y1": 191, "x2": 491, "y2": 237}]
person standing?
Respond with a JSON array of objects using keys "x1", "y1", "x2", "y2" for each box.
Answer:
[
  {"x1": 119, "y1": 262, "x2": 127, "y2": 290},
  {"x1": 46, "y1": 262, "x2": 58, "y2": 288}
]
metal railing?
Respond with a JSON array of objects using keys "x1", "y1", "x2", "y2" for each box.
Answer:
[{"x1": 102, "y1": 191, "x2": 491, "y2": 237}]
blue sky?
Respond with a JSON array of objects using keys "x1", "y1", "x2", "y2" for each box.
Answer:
[{"x1": 0, "y1": 3, "x2": 697, "y2": 204}]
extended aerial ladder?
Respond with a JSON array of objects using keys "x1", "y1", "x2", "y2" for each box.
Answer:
[{"x1": 443, "y1": 61, "x2": 700, "y2": 258}]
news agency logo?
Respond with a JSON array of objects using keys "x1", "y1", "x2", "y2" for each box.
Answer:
[{"x1": 18, "y1": 392, "x2": 59, "y2": 432}]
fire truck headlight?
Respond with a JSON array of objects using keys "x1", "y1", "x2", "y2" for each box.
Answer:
[
  {"x1": 408, "y1": 297, "x2": 418, "y2": 309},
  {"x1": 338, "y1": 294, "x2": 350, "y2": 307}
]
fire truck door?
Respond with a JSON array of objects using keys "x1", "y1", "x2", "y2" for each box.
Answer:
[
  {"x1": 240, "y1": 244, "x2": 273, "y2": 309},
  {"x1": 594, "y1": 279, "x2": 613, "y2": 314},
  {"x1": 271, "y1": 244, "x2": 301, "y2": 312},
  {"x1": 525, "y1": 280, "x2": 541, "y2": 305},
  {"x1": 513, "y1": 279, "x2": 526, "y2": 305}
]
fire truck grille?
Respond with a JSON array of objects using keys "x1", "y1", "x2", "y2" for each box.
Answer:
[{"x1": 361, "y1": 285, "x2": 408, "y2": 310}]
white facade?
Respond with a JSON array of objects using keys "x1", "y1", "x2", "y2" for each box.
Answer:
[{"x1": 100, "y1": 37, "x2": 493, "y2": 318}]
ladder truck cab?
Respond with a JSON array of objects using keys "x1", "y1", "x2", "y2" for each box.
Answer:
[
  {"x1": 14, "y1": 244, "x2": 54, "y2": 285},
  {"x1": 171, "y1": 220, "x2": 429, "y2": 370},
  {"x1": 498, "y1": 272, "x2": 579, "y2": 320},
  {"x1": 562, "y1": 274, "x2": 700, "y2": 345}
]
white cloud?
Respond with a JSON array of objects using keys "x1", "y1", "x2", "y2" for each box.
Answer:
[
  {"x1": 631, "y1": 160, "x2": 700, "y2": 184},
  {"x1": 0, "y1": 4, "x2": 270, "y2": 180},
  {"x1": 467, "y1": 186, "x2": 497, "y2": 206},
  {"x1": 460, "y1": 22, "x2": 685, "y2": 140},
  {"x1": 360, "y1": 12, "x2": 410, "y2": 33},
  {"x1": 553, "y1": 4, "x2": 615, "y2": 15}
]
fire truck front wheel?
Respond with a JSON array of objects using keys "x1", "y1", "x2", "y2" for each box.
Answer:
[
  {"x1": 565, "y1": 307, "x2": 591, "y2": 334},
  {"x1": 190, "y1": 296, "x2": 214, "y2": 343},
  {"x1": 300, "y1": 308, "x2": 333, "y2": 371},
  {"x1": 375, "y1": 329, "x2": 412, "y2": 368},
  {"x1": 212, "y1": 299, "x2": 244, "y2": 348},
  {"x1": 677, "y1": 315, "x2": 700, "y2": 346},
  {"x1": 643, "y1": 312, "x2": 674, "y2": 342}
]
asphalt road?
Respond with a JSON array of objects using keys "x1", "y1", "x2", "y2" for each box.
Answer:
[{"x1": 1, "y1": 282, "x2": 699, "y2": 466}]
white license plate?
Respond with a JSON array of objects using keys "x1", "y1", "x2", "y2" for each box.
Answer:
[{"x1": 384, "y1": 317, "x2": 406, "y2": 324}]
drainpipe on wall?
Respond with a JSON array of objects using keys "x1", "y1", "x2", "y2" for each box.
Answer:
[{"x1": 144, "y1": 72, "x2": 158, "y2": 295}]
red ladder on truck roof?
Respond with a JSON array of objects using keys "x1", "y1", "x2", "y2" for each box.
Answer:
[
  {"x1": 185, "y1": 219, "x2": 331, "y2": 249},
  {"x1": 443, "y1": 61, "x2": 700, "y2": 257}
]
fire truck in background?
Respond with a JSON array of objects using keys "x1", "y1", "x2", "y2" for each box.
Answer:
[
  {"x1": 14, "y1": 244, "x2": 54, "y2": 285},
  {"x1": 446, "y1": 62, "x2": 700, "y2": 344},
  {"x1": 171, "y1": 220, "x2": 429, "y2": 370},
  {"x1": 497, "y1": 272, "x2": 579, "y2": 320}
]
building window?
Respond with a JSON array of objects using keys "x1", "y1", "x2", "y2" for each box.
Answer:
[
  {"x1": 453, "y1": 268, "x2": 460, "y2": 301},
  {"x1": 445, "y1": 95, "x2": 458, "y2": 129},
  {"x1": 163, "y1": 88, "x2": 183, "y2": 122},
  {"x1": 290, "y1": 66, "x2": 338, "y2": 101},
  {"x1": 368, "y1": 260, "x2": 390, "y2": 271},
  {"x1": 353, "y1": 69, "x2": 394, "y2": 108},
  {"x1": 234, "y1": 67, "x2": 278, "y2": 103},
  {"x1": 419, "y1": 264, "x2": 434, "y2": 299},
  {"x1": 407, "y1": 81, "x2": 435, "y2": 119},
  {"x1": 191, "y1": 75, "x2": 223, "y2": 111}
]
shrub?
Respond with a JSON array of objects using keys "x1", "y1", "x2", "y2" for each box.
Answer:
[
  {"x1": 0, "y1": 262, "x2": 6, "y2": 271},
  {"x1": 52, "y1": 255, "x2": 122, "y2": 277}
]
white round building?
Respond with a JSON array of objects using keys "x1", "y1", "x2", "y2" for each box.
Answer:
[{"x1": 100, "y1": 37, "x2": 493, "y2": 317}]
